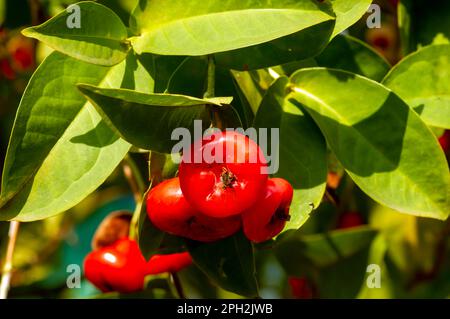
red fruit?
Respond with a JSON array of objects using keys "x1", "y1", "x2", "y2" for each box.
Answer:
[
  {"x1": 0, "y1": 59, "x2": 15, "y2": 80},
  {"x1": 147, "y1": 178, "x2": 241, "y2": 242},
  {"x1": 7, "y1": 36, "x2": 34, "y2": 71},
  {"x1": 146, "y1": 252, "x2": 193, "y2": 275},
  {"x1": 439, "y1": 130, "x2": 450, "y2": 154},
  {"x1": 83, "y1": 238, "x2": 148, "y2": 293},
  {"x1": 289, "y1": 277, "x2": 314, "y2": 299},
  {"x1": 13, "y1": 47, "x2": 34, "y2": 70},
  {"x1": 242, "y1": 178, "x2": 293, "y2": 243},
  {"x1": 179, "y1": 131, "x2": 268, "y2": 218},
  {"x1": 337, "y1": 211, "x2": 364, "y2": 229}
]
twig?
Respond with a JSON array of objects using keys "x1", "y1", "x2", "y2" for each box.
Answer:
[
  {"x1": 171, "y1": 272, "x2": 186, "y2": 299},
  {"x1": 0, "y1": 221, "x2": 20, "y2": 299}
]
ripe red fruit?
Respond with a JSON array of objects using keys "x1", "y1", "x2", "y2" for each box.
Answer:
[
  {"x1": 146, "y1": 252, "x2": 193, "y2": 275},
  {"x1": 147, "y1": 178, "x2": 241, "y2": 242},
  {"x1": 179, "y1": 131, "x2": 268, "y2": 218},
  {"x1": 242, "y1": 178, "x2": 293, "y2": 243},
  {"x1": 337, "y1": 211, "x2": 364, "y2": 229},
  {"x1": 83, "y1": 238, "x2": 148, "y2": 293},
  {"x1": 439, "y1": 130, "x2": 450, "y2": 154},
  {"x1": 288, "y1": 277, "x2": 314, "y2": 299},
  {"x1": 0, "y1": 59, "x2": 15, "y2": 80}
]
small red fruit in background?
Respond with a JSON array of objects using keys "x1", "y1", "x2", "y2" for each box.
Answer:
[
  {"x1": 288, "y1": 277, "x2": 314, "y2": 299},
  {"x1": 337, "y1": 211, "x2": 364, "y2": 229},
  {"x1": 0, "y1": 58, "x2": 15, "y2": 79},
  {"x1": 83, "y1": 238, "x2": 148, "y2": 293},
  {"x1": 242, "y1": 178, "x2": 293, "y2": 243},
  {"x1": 147, "y1": 178, "x2": 241, "y2": 242},
  {"x1": 439, "y1": 130, "x2": 450, "y2": 154},
  {"x1": 7, "y1": 35, "x2": 34, "y2": 71},
  {"x1": 146, "y1": 252, "x2": 192, "y2": 275},
  {"x1": 179, "y1": 131, "x2": 268, "y2": 218}
]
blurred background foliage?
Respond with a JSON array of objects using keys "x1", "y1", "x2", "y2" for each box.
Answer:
[{"x1": 0, "y1": 0, "x2": 449, "y2": 299}]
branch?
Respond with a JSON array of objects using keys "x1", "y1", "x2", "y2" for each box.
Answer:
[{"x1": 0, "y1": 221, "x2": 20, "y2": 299}]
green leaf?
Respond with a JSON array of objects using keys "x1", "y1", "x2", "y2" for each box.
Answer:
[
  {"x1": 186, "y1": 232, "x2": 259, "y2": 297},
  {"x1": 330, "y1": 0, "x2": 373, "y2": 37},
  {"x1": 137, "y1": 187, "x2": 165, "y2": 260},
  {"x1": 254, "y1": 77, "x2": 327, "y2": 231},
  {"x1": 383, "y1": 44, "x2": 450, "y2": 129},
  {"x1": 130, "y1": 0, "x2": 334, "y2": 56},
  {"x1": 77, "y1": 86, "x2": 231, "y2": 152},
  {"x1": 0, "y1": 52, "x2": 107, "y2": 206},
  {"x1": 22, "y1": 1, "x2": 130, "y2": 66},
  {"x1": 275, "y1": 227, "x2": 377, "y2": 270},
  {"x1": 215, "y1": 20, "x2": 335, "y2": 70},
  {"x1": 289, "y1": 68, "x2": 450, "y2": 220},
  {"x1": 0, "y1": 52, "x2": 153, "y2": 221},
  {"x1": 276, "y1": 34, "x2": 391, "y2": 81},
  {"x1": 315, "y1": 34, "x2": 390, "y2": 81}
]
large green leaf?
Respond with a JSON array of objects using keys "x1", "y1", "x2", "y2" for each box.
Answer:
[
  {"x1": 276, "y1": 34, "x2": 390, "y2": 81},
  {"x1": 315, "y1": 34, "x2": 390, "y2": 81},
  {"x1": 254, "y1": 77, "x2": 327, "y2": 231},
  {"x1": 77, "y1": 86, "x2": 232, "y2": 153},
  {"x1": 275, "y1": 227, "x2": 377, "y2": 270},
  {"x1": 1, "y1": 52, "x2": 108, "y2": 206},
  {"x1": 214, "y1": 20, "x2": 335, "y2": 70},
  {"x1": 130, "y1": 0, "x2": 334, "y2": 56},
  {"x1": 383, "y1": 44, "x2": 450, "y2": 129},
  {"x1": 22, "y1": 1, "x2": 130, "y2": 66},
  {"x1": 289, "y1": 68, "x2": 450, "y2": 220},
  {"x1": 330, "y1": 0, "x2": 373, "y2": 37},
  {"x1": 186, "y1": 232, "x2": 259, "y2": 297},
  {"x1": 0, "y1": 53, "x2": 154, "y2": 221}
]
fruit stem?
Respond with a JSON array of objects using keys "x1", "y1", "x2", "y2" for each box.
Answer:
[
  {"x1": 0, "y1": 221, "x2": 20, "y2": 299},
  {"x1": 171, "y1": 272, "x2": 186, "y2": 299},
  {"x1": 204, "y1": 55, "x2": 215, "y2": 99}
]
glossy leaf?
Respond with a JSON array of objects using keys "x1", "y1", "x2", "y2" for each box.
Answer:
[
  {"x1": 186, "y1": 232, "x2": 258, "y2": 297},
  {"x1": 289, "y1": 68, "x2": 450, "y2": 220},
  {"x1": 0, "y1": 52, "x2": 108, "y2": 206},
  {"x1": 330, "y1": 0, "x2": 373, "y2": 37},
  {"x1": 254, "y1": 77, "x2": 327, "y2": 231},
  {"x1": 315, "y1": 34, "x2": 390, "y2": 81},
  {"x1": 22, "y1": 1, "x2": 130, "y2": 66},
  {"x1": 77, "y1": 85, "x2": 232, "y2": 152},
  {"x1": 276, "y1": 34, "x2": 391, "y2": 81},
  {"x1": 0, "y1": 52, "x2": 154, "y2": 221},
  {"x1": 215, "y1": 20, "x2": 335, "y2": 70},
  {"x1": 383, "y1": 44, "x2": 450, "y2": 129},
  {"x1": 130, "y1": 0, "x2": 334, "y2": 56}
]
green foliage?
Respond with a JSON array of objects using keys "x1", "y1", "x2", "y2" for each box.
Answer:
[
  {"x1": 383, "y1": 44, "x2": 450, "y2": 129},
  {"x1": 290, "y1": 68, "x2": 450, "y2": 220},
  {"x1": 130, "y1": 0, "x2": 334, "y2": 56},
  {"x1": 2, "y1": 0, "x2": 450, "y2": 299},
  {"x1": 23, "y1": 1, "x2": 130, "y2": 66},
  {"x1": 254, "y1": 77, "x2": 327, "y2": 232},
  {"x1": 186, "y1": 231, "x2": 258, "y2": 297}
]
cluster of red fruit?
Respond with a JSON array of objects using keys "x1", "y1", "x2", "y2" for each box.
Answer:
[
  {"x1": 83, "y1": 212, "x2": 192, "y2": 293},
  {"x1": 146, "y1": 131, "x2": 294, "y2": 244}
]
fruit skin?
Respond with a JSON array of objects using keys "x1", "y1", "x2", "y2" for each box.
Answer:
[
  {"x1": 179, "y1": 131, "x2": 268, "y2": 218},
  {"x1": 147, "y1": 178, "x2": 241, "y2": 242},
  {"x1": 288, "y1": 277, "x2": 314, "y2": 299},
  {"x1": 242, "y1": 178, "x2": 293, "y2": 243},
  {"x1": 83, "y1": 238, "x2": 148, "y2": 293},
  {"x1": 146, "y1": 252, "x2": 193, "y2": 275},
  {"x1": 439, "y1": 130, "x2": 450, "y2": 154},
  {"x1": 337, "y1": 211, "x2": 364, "y2": 229}
]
